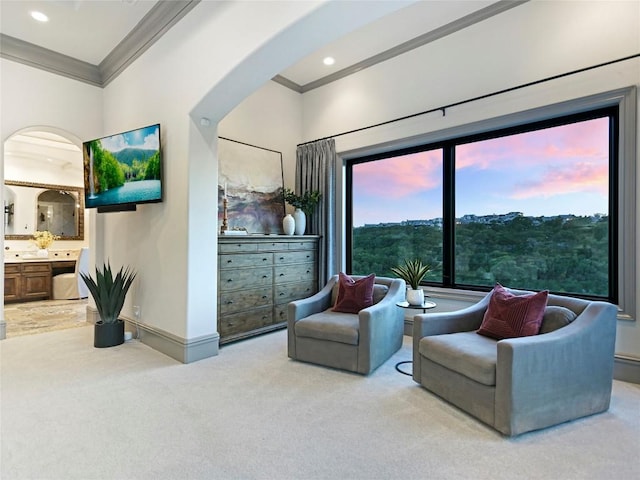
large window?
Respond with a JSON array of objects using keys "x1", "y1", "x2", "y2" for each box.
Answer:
[{"x1": 347, "y1": 107, "x2": 617, "y2": 301}]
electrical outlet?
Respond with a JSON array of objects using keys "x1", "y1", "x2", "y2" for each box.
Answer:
[{"x1": 133, "y1": 306, "x2": 141, "y2": 319}]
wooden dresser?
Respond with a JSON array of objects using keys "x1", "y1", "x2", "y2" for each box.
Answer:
[{"x1": 218, "y1": 235, "x2": 319, "y2": 344}]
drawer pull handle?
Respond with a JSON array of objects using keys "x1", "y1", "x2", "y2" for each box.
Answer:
[
  {"x1": 226, "y1": 300, "x2": 233, "y2": 304},
  {"x1": 262, "y1": 315, "x2": 268, "y2": 320},
  {"x1": 227, "y1": 260, "x2": 233, "y2": 263},
  {"x1": 262, "y1": 295, "x2": 268, "y2": 299},
  {"x1": 227, "y1": 279, "x2": 233, "y2": 282},
  {"x1": 263, "y1": 258, "x2": 268, "y2": 261},
  {"x1": 279, "y1": 273, "x2": 285, "y2": 277},
  {"x1": 306, "y1": 270, "x2": 311, "y2": 274},
  {"x1": 279, "y1": 292, "x2": 285, "y2": 296},
  {"x1": 279, "y1": 257, "x2": 285, "y2": 260},
  {"x1": 262, "y1": 275, "x2": 268, "y2": 279}
]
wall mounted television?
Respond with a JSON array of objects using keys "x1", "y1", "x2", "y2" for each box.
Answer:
[{"x1": 83, "y1": 124, "x2": 162, "y2": 213}]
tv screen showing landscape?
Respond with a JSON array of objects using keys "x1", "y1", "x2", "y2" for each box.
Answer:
[{"x1": 83, "y1": 124, "x2": 162, "y2": 209}]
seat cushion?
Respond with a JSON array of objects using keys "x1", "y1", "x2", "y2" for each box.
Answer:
[
  {"x1": 419, "y1": 331, "x2": 498, "y2": 386},
  {"x1": 295, "y1": 310, "x2": 360, "y2": 345}
]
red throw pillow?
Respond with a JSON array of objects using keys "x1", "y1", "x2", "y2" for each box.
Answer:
[
  {"x1": 477, "y1": 284, "x2": 548, "y2": 340},
  {"x1": 332, "y1": 273, "x2": 375, "y2": 314}
]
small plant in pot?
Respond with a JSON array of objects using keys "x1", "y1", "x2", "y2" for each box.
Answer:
[
  {"x1": 282, "y1": 188, "x2": 322, "y2": 235},
  {"x1": 391, "y1": 258, "x2": 431, "y2": 306},
  {"x1": 80, "y1": 263, "x2": 136, "y2": 348}
]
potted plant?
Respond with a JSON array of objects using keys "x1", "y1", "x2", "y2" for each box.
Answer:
[
  {"x1": 282, "y1": 188, "x2": 322, "y2": 235},
  {"x1": 80, "y1": 263, "x2": 136, "y2": 348},
  {"x1": 391, "y1": 258, "x2": 431, "y2": 306}
]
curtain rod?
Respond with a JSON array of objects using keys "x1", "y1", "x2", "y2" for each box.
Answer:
[{"x1": 297, "y1": 53, "x2": 639, "y2": 148}]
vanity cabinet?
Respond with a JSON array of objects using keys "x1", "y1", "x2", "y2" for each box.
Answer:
[
  {"x1": 218, "y1": 236, "x2": 319, "y2": 344},
  {"x1": 4, "y1": 259, "x2": 75, "y2": 303},
  {"x1": 4, "y1": 262, "x2": 52, "y2": 302}
]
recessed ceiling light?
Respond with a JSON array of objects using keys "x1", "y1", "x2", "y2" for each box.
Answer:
[
  {"x1": 31, "y1": 11, "x2": 49, "y2": 22},
  {"x1": 323, "y1": 57, "x2": 335, "y2": 66}
]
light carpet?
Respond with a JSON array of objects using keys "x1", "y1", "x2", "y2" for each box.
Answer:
[
  {"x1": 3, "y1": 299, "x2": 89, "y2": 337},
  {"x1": 1, "y1": 327, "x2": 639, "y2": 480}
]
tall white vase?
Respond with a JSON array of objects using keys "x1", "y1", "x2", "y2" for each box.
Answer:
[
  {"x1": 406, "y1": 288, "x2": 424, "y2": 306},
  {"x1": 293, "y1": 208, "x2": 306, "y2": 235},
  {"x1": 282, "y1": 214, "x2": 295, "y2": 235}
]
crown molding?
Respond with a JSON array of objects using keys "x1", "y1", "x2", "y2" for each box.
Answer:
[
  {"x1": 0, "y1": 0, "x2": 200, "y2": 88},
  {"x1": 273, "y1": 0, "x2": 529, "y2": 94},
  {"x1": 0, "y1": 34, "x2": 102, "y2": 86}
]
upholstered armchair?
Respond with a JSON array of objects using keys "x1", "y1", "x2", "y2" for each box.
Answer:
[
  {"x1": 288, "y1": 275, "x2": 406, "y2": 375},
  {"x1": 413, "y1": 287, "x2": 617, "y2": 436}
]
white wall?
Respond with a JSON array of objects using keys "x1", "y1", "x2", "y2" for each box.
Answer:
[
  {"x1": 300, "y1": 1, "x2": 640, "y2": 358},
  {"x1": 92, "y1": 0, "x2": 412, "y2": 341}
]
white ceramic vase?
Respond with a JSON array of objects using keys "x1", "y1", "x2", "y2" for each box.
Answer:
[
  {"x1": 406, "y1": 288, "x2": 424, "y2": 306},
  {"x1": 36, "y1": 248, "x2": 49, "y2": 258},
  {"x1": 293, "y1": 208, "x2": 306, "y2": 235},
  {"x1": 282, "y1": 214, "x2": 295, "y2": 235}
]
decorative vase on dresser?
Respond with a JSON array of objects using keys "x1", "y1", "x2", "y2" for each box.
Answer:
[
  {"x1": 218, "y1": 235, "x2": 319, "y2": 344},
  {"x1": 282, "y1": 214, "x2": 295, "y2": 235},
  {"x1": 293, "y1": 208, "x2": 306, "y2": 235}
]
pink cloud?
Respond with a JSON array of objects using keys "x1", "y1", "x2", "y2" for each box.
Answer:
[
  {"x1": 511, "y1": 162, "x2": 608, "y2": 199},
  {"x1": 354, "y1": 150, "x2": 442, "y2": 198},
  {"x1": 456, "y1": 117, "x2": 609, "y2": 170}
]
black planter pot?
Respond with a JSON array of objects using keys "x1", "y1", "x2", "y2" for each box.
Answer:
[{"x1": 94, "y1": 319, "x2": 125, "y2": 348}]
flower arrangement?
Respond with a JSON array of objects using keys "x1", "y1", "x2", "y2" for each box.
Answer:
[
  {"x1": 283, "y1": 188, "x2": 322, "y2": 216},
  {"x1": 32, "y1": 230, "x2": 60, "y2": 249}
]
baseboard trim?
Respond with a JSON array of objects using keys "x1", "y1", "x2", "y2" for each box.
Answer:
[
  {"x1": 613, "y1": 355, "x2": 640, "y2": 384},
  {"x1": 86, "y1": 305, "x2": 219, "y2": 363}
]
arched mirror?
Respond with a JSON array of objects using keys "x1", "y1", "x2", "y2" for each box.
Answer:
[{"x1": 4, "y1": 130, "x2": 85, "y2": 240}]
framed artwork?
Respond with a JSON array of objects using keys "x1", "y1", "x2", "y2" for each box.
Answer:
[{"x1": 218, "y1": 137, "x2": 285, "y2": 234}]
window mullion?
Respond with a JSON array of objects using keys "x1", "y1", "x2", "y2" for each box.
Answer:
[{"x1": 442, "y1": 144, "x2": 455, "y2": 288}]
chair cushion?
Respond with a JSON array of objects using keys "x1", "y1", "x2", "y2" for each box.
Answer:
[
  {"x1": 332, "y1": 283, "x2": 388, "y2": 306},
  {"x1": 477, "y1": 283, "x2": 548, "y2": 340},
  {"x1": 332, "y1": 272, "x2": 375, "y2": 313},
  {"x1": 295, "y1": 310, "x2": 360, "y2": 345},
  {"x1": 420, "y1": 331, "x2": 498, "y2": 386},
  {"x1": 539, "y1": 305, "x2": 577, "y2": 334}
]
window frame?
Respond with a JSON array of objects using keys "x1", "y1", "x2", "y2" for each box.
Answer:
[{"x1": 343, "y1": 87, "x2": 636, "y2": 319}]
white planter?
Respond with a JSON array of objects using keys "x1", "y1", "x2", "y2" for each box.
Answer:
[
  {"x1": 282, "y1": 214, "x2": 295, "y2": 235},
  {"x1": 406, "y1": 288, "x2": 424, "y2": 306},
  {"x1": 293, "y1": 208, "x2": 306, "y2": 235},
  {"x1": 36, "y1": 249, "x2": 49, "y2": 258}
]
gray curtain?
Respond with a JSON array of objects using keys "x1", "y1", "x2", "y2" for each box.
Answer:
[{"x1": 295, "y1": 138, "x2": 337, "y2": 285}]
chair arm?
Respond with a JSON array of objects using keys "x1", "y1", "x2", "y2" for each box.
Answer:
[
  {"x1": 495, "y1": 301, "x2": 617, "y2": 436},
  {"x1": 357, "y1": 278, "x2": 406, "y2": 373},
  {"x1": 412, "y1": 293, "x2": 490, "y2": 381},
  {"x1": 287, "y1": 276, "x2": 336, "y2": 326}
]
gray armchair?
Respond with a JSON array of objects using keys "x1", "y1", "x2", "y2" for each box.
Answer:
[
  {"x1": 288, "y1": 275, "x2": 406, "y2": 374},
  {"x1": 413, "y1": 289, "x2": 617, "y2": 436}
]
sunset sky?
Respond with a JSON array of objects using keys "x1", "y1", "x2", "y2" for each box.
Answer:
[{"x1": 353, "y1": 117, "x2": 609, "y2": 227}]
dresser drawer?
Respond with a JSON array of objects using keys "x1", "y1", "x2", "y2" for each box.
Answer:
[
  {"x1": 275, "y1": 282, "x2": 317, "y2": 305},
  {"x1": 219, "y1": 287, "x2": 272, "y2": 314},
  {"x1": 219, "y1": 252, "x2": 273, "y2": 270},
  {"x1": 4, "y1": 264, "x2": 21, "y2": 275},
  {"x1": 274, "y1": 304, "x2": 288, "y2": 324},
  {"x1": 274, "y1": 264, "x2": 315, "y2": 284},
  {"x1": 288, "y1": 240, "x2": 317, "y2": 250},
  {"x1": 257, "y1": 242, "x2": 289, "y2": 252},
  {"x1": 274, "y1": 250, "x2": 316, "y2": 265},
  {"x1": 219, "y1": 266, "x2": 273, "y2": 291},
  {"x1": 219, "y1": 242, "x2": 258, "y2": 253},
  {"x1": 22, "y1": 263, "x2": 52, "y2": 274},
  {"x1": 219, "y1": 306, "x2": 272, "y2": 337}
]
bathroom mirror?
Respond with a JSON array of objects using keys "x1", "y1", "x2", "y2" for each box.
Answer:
[
  {"x1": 4, "y1": 129, "x2": 85, "y2": 241},
  {"x1": 4, "y1": 180, "x2": 84, "y2": 240}
]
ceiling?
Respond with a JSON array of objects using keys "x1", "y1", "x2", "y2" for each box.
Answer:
[{"x1": 0, "y1": 0, "x2": 526, "y2": 91}]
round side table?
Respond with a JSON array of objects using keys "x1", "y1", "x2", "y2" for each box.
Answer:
[
  {"x1": 395, "y1": 300, "x2": 437, "y2": 376},
  {"x1": 396, "y1": 300, "x2": 437, "y2": 313}
]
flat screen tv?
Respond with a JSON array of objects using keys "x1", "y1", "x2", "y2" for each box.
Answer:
[{"x1": 83, "y1": 123, "x2": 162, "y2": 212}]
